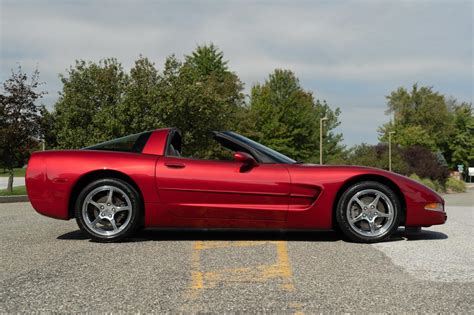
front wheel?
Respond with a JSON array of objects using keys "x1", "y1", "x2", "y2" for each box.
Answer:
[
  {"x1": 336, "y1": 181, "x2": 401, "y2": 243},
  {"x1": 75, "y1": 178, "x2": 142, "y2": 242}
]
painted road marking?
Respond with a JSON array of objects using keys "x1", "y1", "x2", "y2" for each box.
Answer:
[{"x1": 187, "y1": 240, "x2": 304, "y2": 313}]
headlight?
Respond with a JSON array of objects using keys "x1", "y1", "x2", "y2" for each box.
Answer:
[{"x1": 424, "y1": 202, "x2": 444, "y2": 212}]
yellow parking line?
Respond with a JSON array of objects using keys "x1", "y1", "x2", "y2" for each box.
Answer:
[
  {"x1": 187, "y1": 239, "x2": 303, "y2": 313},
  {"x1": 189, "y1": 241, "x2": 204, "y2": 297}
]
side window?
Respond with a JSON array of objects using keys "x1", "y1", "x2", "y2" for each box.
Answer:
[
  {"x1": 84, "y1": 131, "x2": 152, "y2": 153},
  {"x1": 165, "y1": 131, "x2": 254, "y2": 162},
  {"x1": 166, "y1": 132, "x2": 182, "y2": 157},
  {"x1": 178, "y1": 139, "x2": 235, "y2": 161}
]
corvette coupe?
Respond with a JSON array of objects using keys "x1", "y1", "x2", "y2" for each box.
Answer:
[{"x1": 26, "y1": 128, "x2": 446, "y2": 243}]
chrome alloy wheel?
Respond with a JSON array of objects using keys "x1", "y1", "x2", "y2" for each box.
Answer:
[
  {"x1": 82, "y1": 185, "x2": 133, "y2": 237},
  {"x1": 346, "y1": 189, "x2": 394, "y2": 237}
]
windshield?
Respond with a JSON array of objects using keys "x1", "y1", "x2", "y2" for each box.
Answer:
[
  {"x1": 226, "y1": 132, "x2": 297, "y2": 164},
  {"x1": 83, "y1": 131, "x2": 152, "y2": 153}
]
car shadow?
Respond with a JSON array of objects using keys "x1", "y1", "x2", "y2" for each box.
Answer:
[
  {"x1": 398, "y1": 229, "x2": 448, "y2": 241},
  {"x1": 57, "y1": 229, "x2": 342, "y2": 243},
  {"x1": 57, "y1": 227, "x2": 448, "y2": 243},
  {"x1": 381, "y1": 228, "x2": 448, "y2": 242}
]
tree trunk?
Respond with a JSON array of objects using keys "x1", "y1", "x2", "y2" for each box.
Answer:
[{"x1": 7, "y1": 170, "x2": 14, "y2": 193}]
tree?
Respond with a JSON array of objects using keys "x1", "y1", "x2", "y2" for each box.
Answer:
[
  {"x1": 184, "y1": 43, "x2": 228, "y2": 77},
  {"x1": 379, "y1": 124, "x2": 437, "y2": 150},
  {"x1": 448, "y1": 102, "x2": 474, "y2": 173},
  {"x1": 53, "y1": 59, "x2": 128, "y2": 148},
  {"x1": 0, "y1": 66, "x2": 45, "y2": 192},
  {"x1": 379, "y1": 84, "x2": 473, "y2": 174},
  {"x1": 51, "y1": 45, "x2": 244, "y2": 154},
  {"x1": 248, "y1": 69, "x2": 343, "y2": 163},
  {"x1": 158, "y1": 45, "x2": 245, "y2": 157},
  {"x1": 39, "y1": 106, "x2": 58, "y2": 149},
  {"x1": 116, "y1": 56, "x2": 162, "y2": 134},
  {"x1": 379, "y1": 84, "x2": 453, "y2": 151}
]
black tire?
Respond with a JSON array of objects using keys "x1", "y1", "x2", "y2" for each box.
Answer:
[
  {"x1": 336, "y1": 181, "x2": 401, "y2": 243},
  {"x1": 75, "y1": 178, "x2": 142, "y2": 242}
]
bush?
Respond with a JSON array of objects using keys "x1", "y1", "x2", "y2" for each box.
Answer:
[
  {"x1": 446, "y1": 177, "x2": 466, "y2": 193},
  {"x1": 341, "y1": 143, "x2": 408, "y2": 173},
  {"x1": 402, "y1": 146, "x2": 449, "y2": 183},
  {"x1": 421, "y1": 178, "x2": 444, "y2": 193},
  {"x1": 409, "y1": 173, "x2": 422, "y2": 182},
  {"x1": 409, "y1": 174, "x2": 444, "y2": 193}
]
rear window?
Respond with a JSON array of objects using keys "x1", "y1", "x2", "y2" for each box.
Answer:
[{"x1": 84, "y1": 131, "x2": 152, "y2": 153}]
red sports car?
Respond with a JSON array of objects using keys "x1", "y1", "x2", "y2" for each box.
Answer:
[{"x1": 26, "y1": 128, "x2": 447, "y2": 243}]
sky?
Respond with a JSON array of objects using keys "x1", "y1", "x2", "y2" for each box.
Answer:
[{"x1": 1, "y1": 0, "x2": 472, "y2": 146}]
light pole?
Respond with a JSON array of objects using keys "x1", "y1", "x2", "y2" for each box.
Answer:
[
  {"x1": 320, "y1": 117, "x2": 328, "y2": 165},
  {"x1": 388, "y1": 131, "x2": 395, "y2": 172}
]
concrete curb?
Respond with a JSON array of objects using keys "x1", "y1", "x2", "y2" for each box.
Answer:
[{"x1": 0, "y1": 195, "x2": 29, "y2": 203}]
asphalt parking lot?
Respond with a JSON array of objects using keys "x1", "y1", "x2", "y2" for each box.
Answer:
[{"x1": 1, "y1": 190, "x2": 473, "y2": 313}]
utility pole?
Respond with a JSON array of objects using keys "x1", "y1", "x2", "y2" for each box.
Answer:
[
  {"x1": 319, "y1": 117, "x2": 328, "y2": 165},
  {"x1": 388, "y1": 131, "x2": 395, "y2": 172}
]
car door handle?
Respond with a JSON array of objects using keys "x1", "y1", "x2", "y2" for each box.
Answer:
[{"x1": 164, "y1": 162, "x2": 186, "y2": 169}]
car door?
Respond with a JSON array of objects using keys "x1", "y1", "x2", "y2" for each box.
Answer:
[{"x1": 155, "y1": 156, "x2": 291, "y2": 225}]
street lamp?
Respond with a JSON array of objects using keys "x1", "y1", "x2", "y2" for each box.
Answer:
[
  {"x1": 388, "y1": 131, "x2": 395, "y2": 172},
  {"x1": 320, "y1": 117, "x2": 328, "y2": 165}
]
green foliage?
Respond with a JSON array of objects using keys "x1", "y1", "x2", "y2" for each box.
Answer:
[
  {"x1": 159, "y1": 47, "x2": 244, "y2": 157},
  {"x1": 52, "y1": 45, "x2": 245, "y2": 157},
  {"x1": 116, "y1": 56, "x2": 162, "y2": 134},
  {"x1": 379, "y1": 124, "x2": 436, "y2": 150},
  {"x1": 0, "y1": 66, "x2": 45, "y2": 191},
  {"x1": 379, "y1": 84, "x2": 453, "y2": 150},
  {"x1": 54, "y1": 59, "x2": 128, "y2": 148},
  {"x1": 448, "y1": 102, "x2": 474, "y2": 172},
  {"x1": 408, "y1": 173, "x2": 422, "y2": 182},
  {"x1": 342, "y1": 143, "x2": 407, "y2": 173},
  {"x1": 445, "y1": 177, "x2": 466, "y2": 193},
  {"x1": 408, "y1": 174, "x2": 444, "y2": 193},
  {"x1": 379, "y1": 84, "x2": 473, "y2": 174},
  {"x1": 184, "y1": 43, "x2": 228, "y2": 77},
  {"x1": 341, "y1": 143, "x2": 450, "y2": 186},
  {"x1": 247, "y1": 69, "x2": 343, "y2": 163},
  {"x1": 51, "y1": 48, "x2": 344, "y2": 162},
  {"x1": 39, "y1": 106, "x2": 57, "y2": 149}
]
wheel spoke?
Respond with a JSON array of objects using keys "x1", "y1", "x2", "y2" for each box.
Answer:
[
  {"x1": 369, "y1": 193, "x2": 381, "y2": 208},
  {"x1": 106, "y1": 188, "x2": 114, "y2": 204},
  {"x1": 115, "y1": 206, "x2": 131, "y2": 213},
  {"x1": 89, "y1": 200, "x2": 102, "y2": 210},
  {"x1": 350, "y1": 212, "x2": 365, "y2": 223},
  {"x1": 91, "y1": 216, "x2": 101, "y2": 227},
  {"x1": 375, "y1": 210, "x2": 392, "y2": 219},
  {"x1": 369, "y1": 220, "x2": 377, "y2": 233},
  {"x1": 109, "y1": 218, "x2": 118, "y2": 232},
  {"x1": 354, "y1": 197, "x2": 367, "y2": 210}
]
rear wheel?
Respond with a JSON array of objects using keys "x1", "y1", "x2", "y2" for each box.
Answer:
[
  {"x1": 336, "y1": 181, "x2": 401, "y2": 243},
  {"x1": 75, "y1": 178, "x2": 142, "y2": 242}
]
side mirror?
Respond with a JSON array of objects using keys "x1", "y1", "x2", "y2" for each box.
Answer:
[{"x1": 233, "y1": 151, "x2": 258, "y2": 168}]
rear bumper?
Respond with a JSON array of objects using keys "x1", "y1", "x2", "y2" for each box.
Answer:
[
  {"x1": 29, "y1": 198, "x2": 70, "y2": 220},
  {"x1": 26, "y1": 154, "x2": 70, "y2": 220}
]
